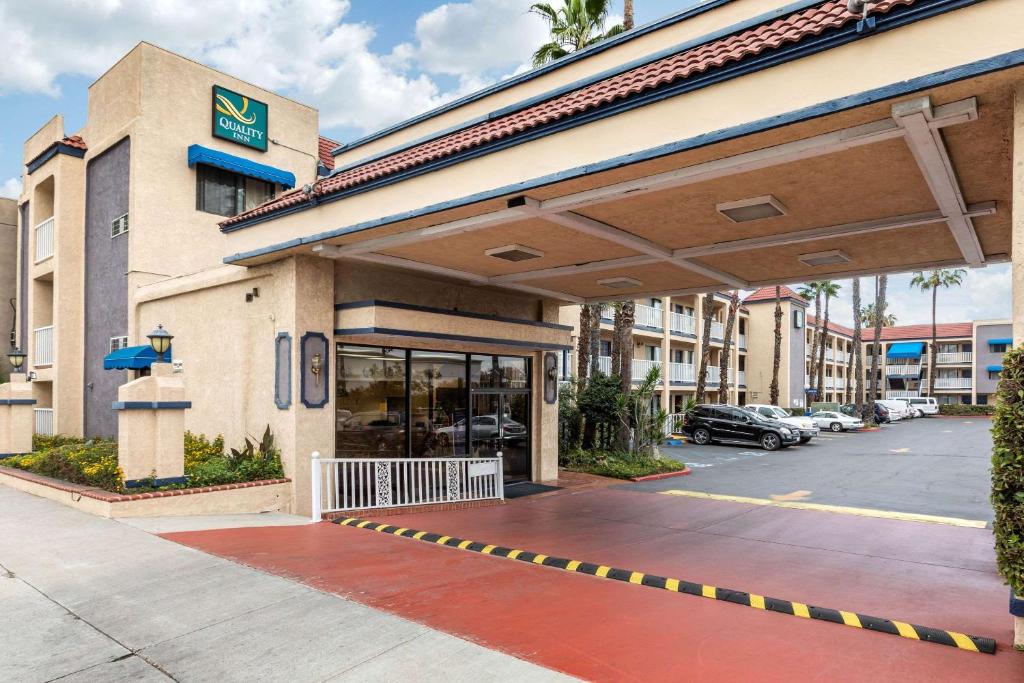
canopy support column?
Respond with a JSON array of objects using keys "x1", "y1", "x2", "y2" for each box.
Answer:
[{"x1": 1014, "y1": 83, "x2": 1024, "y2": 347}]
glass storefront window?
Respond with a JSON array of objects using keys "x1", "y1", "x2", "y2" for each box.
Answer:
[
  {"x1": 470, "y1": 355, "x2": 530, "y2": 389},
  {"x1": 336, "y1": 346, "x2": 406, "y2": 458},
  {"x1": 410, "y1": 351, "x2": 468, "y2": 458}
]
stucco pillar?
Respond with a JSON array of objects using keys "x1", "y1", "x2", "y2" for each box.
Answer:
[
  {"x1": 115, "y1": 362, "x2": 189, "y2": 484},
  {"x1": 1013, "y1": 83, "x2": 1024, "y2": 347},
  {"x1": 537, "y1": 299, "x2": 562, "y2": 482},
  {"x1": 0, "y1": 375, "x2": 36, "y2": 456}
]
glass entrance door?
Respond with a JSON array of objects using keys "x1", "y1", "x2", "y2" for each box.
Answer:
[{"x1": 470, "y1": 392, "x2": 530, "y2": 481}]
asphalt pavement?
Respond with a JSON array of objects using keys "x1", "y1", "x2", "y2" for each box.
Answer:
[{"x1": 631, "y1": 416, "x2": 995, "y2": 522}]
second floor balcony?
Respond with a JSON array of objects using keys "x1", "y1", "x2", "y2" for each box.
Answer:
[
  {"x1": 936, "y1": 351, "x2": 973, "y2": 364},
  {"x1": 933, "y1": 377, "x2": 972, "y2": 389},
  {"x1": 35, "y1": 217, "x2": 54, "y2": 263},
  {"x1": 710, "y1": 321, "x2": 724, "y2": 341},
  {"x1": 34, "y1": 325, "x2": 54, "y2": 367},
  {"x1": 634, "y1": 304, "x2": 663, "y2": 331},
  {"x1": 669, "y1": 311, "x2": 696, "y2": 336}
]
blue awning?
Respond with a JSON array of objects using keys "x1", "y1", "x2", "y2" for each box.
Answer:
[
  {"x1": 103, "y1": 345, "x2": 172, "y2": 370},
  {"x1": 187, "y1": 145, "x2": 295, "y2": 188},
  {"x1": 987, "y1": 364, "x2": 1004, "y2": 373},
  {"x1": 988, "y1": 338, "x2": 1012, "y2": 346},
  {"x1": 887, "y1": 342, "x2": 924, "y2": 359}
]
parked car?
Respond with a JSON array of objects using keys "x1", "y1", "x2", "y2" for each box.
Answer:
[
  {"x1": 683, "y1": 404, "x2": 800, "y2": 451},
  {"x1": 906, "y1": 396, "x2": 939, "y2": 417},
  {"x1": 743, "y1": 404, "x2": 819, "y2": 444},
  {"x1": 874, "y1": 403, "x2": 891, "y2": 424},
  {"x1": 810, "y1": 410, "x2": 865, "y2": 432},
  {"x1": 878, "y1": 399, "x2": 913, "y2": 420}
]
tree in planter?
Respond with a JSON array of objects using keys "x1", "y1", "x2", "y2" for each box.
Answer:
[
  {"x1": 991, "y1": 346, "x2": 1024, "y2": 648},
  {"x1": 620, "y1": 365, "x2": 667, "y2": 457},
  {"x1": 577, "y1": 373, "x2": 624, "y2": 450}
]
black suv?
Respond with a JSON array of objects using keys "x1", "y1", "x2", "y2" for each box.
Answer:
[{"x1": 682, "y1": 404, "x2": 800, "y2": 451}]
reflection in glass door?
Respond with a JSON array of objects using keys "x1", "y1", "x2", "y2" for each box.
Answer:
[{"x1": 471, "y1": 392, "x2": 530, "y2": 481}]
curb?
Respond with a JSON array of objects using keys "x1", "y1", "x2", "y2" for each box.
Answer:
[{"x1": 630, "y1": 468, "x2": 692, "y2": 482}]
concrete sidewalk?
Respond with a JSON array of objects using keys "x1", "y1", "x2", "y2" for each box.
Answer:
[{"x1": 0, "y1": 485, "x2": 572, "y2": 682}]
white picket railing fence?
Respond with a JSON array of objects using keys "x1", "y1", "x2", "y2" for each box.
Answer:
[
  {"x1": 35, "y1": 217, "x2": 54, "y2": 263},
  {"x1": 34, "y1": 326, "x2": 54, "y2": 367},
  {"x1": 634, "y1": 304, "x2": 663, "y2": 330},
  {"x1": 311, "y1": 453, "x2": 504, "y2": 520},
  {"x1": 933, "y1": 377, "x2": 972, "y2": 389},
  {"x1": 936, "y1": 352, "x2": 973, "y2": 364},
  {"x1": 664, "y1": 413, "x2": 687, "y2": 437},
  {"x1": 34, "y1": 408, "x2": 54, "y2": 436},
  {"x1": 886, "y1": 363, "x2": 921, "y2": 376},
  {"x1": 669, "y1": 312, "x2": 696, "y2": 336},
  {"x1": 669, "y1": 362, "x2": 695, "y2": 383}
]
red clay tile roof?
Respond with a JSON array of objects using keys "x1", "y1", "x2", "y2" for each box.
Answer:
[
  {"x1": 743, "y1": 285, "x2": 808, "y2": 305},
  {"x1": 318, "y1": 135, "x2": 339, "y2": 171},
  {"x1": 807, "y1": 315, "x2": 854, "y2": 338},
  {"x1": 61, "y1": 135, "x2": 87, "y2": 150},
  {"x1": 220, "y1": 0, "x2": 915, "y2": 228},
  {"x1": 878, "y1": 322, "x2": 973, "y2": 341}
]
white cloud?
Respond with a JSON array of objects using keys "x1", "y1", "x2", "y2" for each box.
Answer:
[
  {"x1": 0, "y1": 177, "x2": 21, "y2": 200},
  {"x1": 0, "y1": 0, "x2": 556, "y2": 136}
]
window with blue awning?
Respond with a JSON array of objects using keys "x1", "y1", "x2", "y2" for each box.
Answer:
[
  {"x1": 988, "y1": 338, "x2": 1012, "y2": 346},
  {"x1": 103, "y1": 345, "x2": 172, "y2": 370},
  {"x1": 886, "y1": 342, "x2": 924, "y2": 359},
  {"x1": 987, "y1": 364, "x2": 1004, "y2": 373},
  {"x1": 187, "y1": 144, "x2": 296, "y2": 188}
]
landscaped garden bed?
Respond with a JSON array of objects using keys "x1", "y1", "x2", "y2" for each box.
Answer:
[{"x1": 560, "y1": 447, "x2": 687, "y2": 480}]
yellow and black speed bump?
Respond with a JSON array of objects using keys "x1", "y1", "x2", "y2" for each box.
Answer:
[{"x1": 334, "y1": 516, "x2": 996, "y2": 655}]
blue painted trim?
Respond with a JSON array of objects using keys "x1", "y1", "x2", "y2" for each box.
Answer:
[
  {"x1": 331, "y1": 0, "x2": 771, "y2": 158},
  {"x1": 634, "y1": 325, "x2": 665, "y2": 334},
  {"x1": 111, "y1": 401, "x2": 192, "y2": 410},
  {"x1": 188, "y1": 144, "x2": 296, "y2": 188},
  {"x1": 300, "y1": 332, "x2": 330, "y2": 409},
  {"x1": 275, "y1": 332, "x2": 292, "y2": 410},
  {"x1": 335, "y1": 327, "x2": 572, "y2": 351},
  {"x1": 335, "y1": 299, "x2": 573, "y2": 331},
  {"x1": 26, "y1": 142, "x2": 86, "y2": 174},
  {"x1": 1011, "y1": 591, "x2": 1024, "y2": 618},
  {"x1": 0, "y1": 398, "x2": 37, "y2": 405},
  {"x1": 0, "y1": 453, "x2": 31, "y2": 459},
  {"x1": 223, "y1": 41, "x2": 1021, "y2": 264},
  {"x1": 124, "y1": 475, "x2": 189, "y2": 488},
  {"x1": 988, "y1": 338, "x2": 1012, "y2": 346},
  {"x1": 669, "y1": 331, "x2": 698, "y2": 339},
  {"x1": 987, "y1": 365, "x2": 1004, "y2": 373},
  {"x1": 223, "y1": 0, "x2": 980, "y2": 238}
]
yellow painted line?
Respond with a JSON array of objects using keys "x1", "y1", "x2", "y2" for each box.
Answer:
[
  {"x1": 666, "y1": 578, "x2": 680, "y2": 592},
  {"x1": 356, "y1": 520, "x2": 373, "y2": 528},
  {"x1": 532, "y1": 554, "x2": 548, "y2": 564},
  {"x1": 629, "y1": 572, "x2": 645, "y2": 585},
  {"x1": 893, "y1": 621, "x2": 919, "y2": 639},
  {"x1": 340, "y1": 518, "x2": 357, "y2": 526},
  {"x1": 393, "y1": 527, "x2": 408, "y2": 536},
  {"x1": 481, "y1": 545, "x2": 496, "y2": 554},
  {"x1": 595, "y1": 565, "x2": 611, "y2": 578},
  {"x1": 412, "y1": 531, "x2": 427, "y2": 539},
  {"x1": 949, "y1": 632, "x2": 980, "y2": 652},
  {"x1": 750, "y1": 594, "x2": 766, "y2": 610},
  {"x1": 457, "y1": 540, "x2": 473, "y2": 550},
  {"x1": 840, "y1": 611, "x2": 862, "y2": 628},
  {"x1": 436, "y1": 535, "x2": 451, "y2": 545},
  {"x1": 792, "y1": 602, "x2": 811, "y2": 619},
  {"x1": 702, "y1": 585, "x2": 717, "y2": 599},
  {"x1": 660, "y1": 490, "x2": 987, "y2": 528},
  {"x1": 566, "y1": 560, "x2": 581, "y2": 572},
  {"x1": 507, "y1": 549, "x2": 522, "y2": 560}
]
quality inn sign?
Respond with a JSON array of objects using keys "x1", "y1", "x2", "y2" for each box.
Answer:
[{"x1": 212, "y1": 86, "x2": 268, "y2": 151}]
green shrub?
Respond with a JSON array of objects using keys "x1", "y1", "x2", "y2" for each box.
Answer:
[
  {"x1": 184, "y1": 432, "x2": 225, "y2": 469},
  {"x1": 940, "y1": 403, "x2": 995, "y2": 416},
  {"x1": 4, "y1": 439, "x2": 122, "y2": 492},
  {"x1": 561, "y1": 447, "x2": 682, "y2": 480},
  {"x1": 992, "y1": 347, "x2": 1024, "y2": 596},
  {"x1": 32, "y1": 434, "x2": 87, "y2": 452}
]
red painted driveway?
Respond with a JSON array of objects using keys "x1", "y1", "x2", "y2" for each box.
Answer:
[{"x1": 164, "y1": 488, "x2": 1023, "y2": 682}]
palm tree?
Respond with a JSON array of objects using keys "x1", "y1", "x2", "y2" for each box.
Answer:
[
  {"x1": 576, "y1": 304, "x2": 592, "y2": 384},
  {"x1": 910, "y1": 268, "x2": 967, "y2": 396},
  {"x1": 770, "y1": 286, "x2": 782, "y2": 406},
  {"x1": 718, "y1": 291, "x2": 739, "y2": 399},
  {"x1": 798, "y1": 282, "x2": 823, "y2": 397},
  {"x1": 589, "y1": 304, "x2": 602, "y2": 378},
  {"x1": 814, "y1": 281, "x2": 841, "y2": 399},
  {"x1": 859, "y1": 303, "x2": 896, "y2": 328},
  {"x1": 609, "y1": 301, "x2": 635, "y2": 394},
  {"x1": 849, "y1": 278, "x2": 863, "y2": 409},
  {"x1": 695, "y1": 292, "x2": 715, "y2": 403},
  {"x1": 531, "y1": 0, "x2": 625, "y2": 65},
  {"x1": 624, "y1": 0, "x2": 634, "y2": 30},
  {"x1": 867, "y1": 275, "x2": 887, "y2": 413}
]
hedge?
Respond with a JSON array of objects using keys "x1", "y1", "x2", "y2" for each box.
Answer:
[
  {"x1": 992, "y1": 346, "x2": 1024, "y2": 596},
  {"x1": 938, "y1": 403, "x2": 994, "y2": 416}
]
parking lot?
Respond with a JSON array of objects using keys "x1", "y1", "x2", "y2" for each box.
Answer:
[{"x1": 636, "y1": 416, "x2": 994, "y2": 522}]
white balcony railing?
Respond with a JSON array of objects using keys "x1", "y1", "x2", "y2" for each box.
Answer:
[
  {"x1": 704, "y1": 367, "x2": 734, "y2": 386},
  {"x1": 886, "y1": 363, "x2": 921, "y2": 376},
  {"x1": 601, "y1": 305, "x2": 615, "y2": 321},
  {"x1": 738, "y1": 370, "x2": 746, "y2": 386},
  {"x1": 836, "y1": 351, "x2": 847, "y2": 364},
  {"x1": 34, "y1": 408, "x2": 54, "y2": 436},
  {"x1": 710, "y1": 321, "x2": 724, "y2": 340},
  {"x1": 33, "y1": 326, "x2": 54, "y2": 367},
  {"x1": 634, "y1": 304, "x2": 663, "y2": 330},
  {"x1": 936, "y1": 352, "x2": 972, "y2": 364},
  {"x1": 886, "y1": 390, "x2": 921, "y2": 399},
  {"x1": 738, "y1": 334, "x2": 747, "y2": 349},
  {"x1": 598, "y1": 356, "x2": 612, "y2": 374},
  {"x1": 825, "y1": 378, "x2": 835, "y2": 389},
  {"x1": 669, "y1": 312, "x2": 696, "y2": 336},
  {"x1": 825, "y1": 349, "x2": 834, "y2": 361},
  {"x1": 835, "y1": 378, "x2": 846, "y2": 390},
  {"x1": 311, "y1": 454, "x2": 503, "y2": 519},
  {"x1": 633, "y1": 359, "x2": 662, "y2": 381},
  {"x1": 933, "y1": 377, "x2": 972, "y2": 389},
  {"x1": 669, "y1": 362, "x2": 695, "y2": 384},
  {"x1": 34, "y1": 217, "x2": 54, "y2": 263}
]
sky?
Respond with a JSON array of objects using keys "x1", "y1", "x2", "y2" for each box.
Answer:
[{"x1": 0, "y1": 0, "x2": 1010, "y2": 325}]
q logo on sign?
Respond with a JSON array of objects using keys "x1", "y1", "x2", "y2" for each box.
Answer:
[{"x1": 215, "y1": 93, "x2": 257, "y2": 125}]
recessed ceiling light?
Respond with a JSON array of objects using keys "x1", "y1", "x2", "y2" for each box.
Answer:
[
  {"x1": 798, "y1": 249, "x2": 851, "y2": 267},
  {"x1": 597, "y1": 276, "x2": 642, "y2": 289},
  {"x1": 716, "y1": 195, "x2": 787, "y2": 223},
  {"x1": 484, "y1": 244, "x2": 544, "y2": 262}
]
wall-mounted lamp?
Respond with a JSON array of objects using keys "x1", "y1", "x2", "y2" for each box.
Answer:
[
  {"x1": 147, "y1": 324, "x2": 173, "y2": 362},
  {"x1": 311, "y1": 352, "x2": 323, "y2": 386},
  {"x1": 27, "y1": 371, "x2": 37, "y2": 382},
  {"x1": 7, "y1": 347, "x2": 26, "y2": 371},
  {"x1": 245, "y1": 287, "x2": 260, "y2": 303}
]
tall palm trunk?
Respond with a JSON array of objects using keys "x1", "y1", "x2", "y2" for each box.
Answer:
[
  {"x1": 927, "y1": 287, "x2": 937, "y2": 396},
  {"x1": 718, "y1": 291, "x2": 739, "y2": 400},
  {"x1": 624, "y1": 0, "x2": 634, "y2": 29},
  {"x1": 867, "y1": 275, "x2": 887, "y2": 415},
  {"x1": 695, "y1": 293, "x2": 715, "y2": 403},
  {"x1": 849, "y1": 278, "x2": 862, "y2": 409},
  {"x1": 589, "y1": 305, "x2": 601, "y2": 378},
  {"x1": 816, "y1": 295, "x2": 830, "y2": 400},
  {"x1": 808, "y1": 290, "x2": 822, "y2": 397},
  {"x1": 576, "y1": 305, "x2": 592, "y2": 385},
  {"x1": 770, "y1": 286, "x2": 782, "y2": 406},
  {"x1": 610, "y1": 304, "x2": 623, "y2": 378},
  {"x1": 618, "y1": 301, "x2": 635, "y2": 393}
]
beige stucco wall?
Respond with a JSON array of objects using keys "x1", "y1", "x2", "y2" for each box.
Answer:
[
  {"x1": 333, "y1": 0, "x2": 797, "y2": 168},
  {"x1": 0, "y1": 199, "x2": 15, "y2": 377},
  {"x1": 1013, "y1": 83, "x2": 1024, "y2": 347}
]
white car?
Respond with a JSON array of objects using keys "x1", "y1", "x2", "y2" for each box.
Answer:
[
  {"x1": 744, "y1": 404, "x2": 819, "y2": 443},
  {"x1": 877, "y1": 399, "x2": 913, "y2": 420},
  {"x1": 810, "y1": 410, "x2": 865, "y2": 432},
  {"x1": 906, "y1": 397, "x2": 939, "y2": 417}
]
